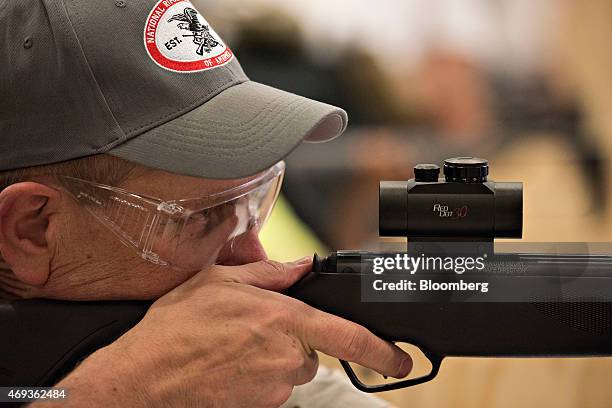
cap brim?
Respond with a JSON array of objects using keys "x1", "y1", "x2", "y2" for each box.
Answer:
[{"x1": 108, "y1": 81, "x2": 347, "y2": 179}]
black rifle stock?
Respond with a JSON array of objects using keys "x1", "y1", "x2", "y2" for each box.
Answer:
[
  {"x1": 0, "y1": 300, "x2": 150, "y2": 392},
  {"x1": 286, "y1": 252, "x2": 612, "y2": 392},
  {"x1": 3, "y1": 254, "x2": 612, "y2": 394}
]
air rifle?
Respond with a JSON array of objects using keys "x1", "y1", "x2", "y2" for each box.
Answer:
[
  {"x1": 287, "y1": 157, "x2": 612, "y2": 392},
  {"x1": 2, "y1": 157, "x2": 612, "y2": 396}
]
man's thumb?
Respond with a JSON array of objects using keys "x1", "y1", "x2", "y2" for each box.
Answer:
[{"x1": 208, "y1": 257, "x2": 313, "y2": 291}]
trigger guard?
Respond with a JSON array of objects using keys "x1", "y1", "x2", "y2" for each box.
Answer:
[{"x1": 339, "y1": 351, "x2": 443, "y2": 392}]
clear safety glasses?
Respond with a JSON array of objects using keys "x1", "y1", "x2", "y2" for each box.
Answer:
[{"x1": 57, "y1": 162, "x2": 284, "y2": 272}]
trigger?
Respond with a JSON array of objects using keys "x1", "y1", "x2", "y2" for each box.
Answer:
[{"x1": 339, "y1": 350, "x2": 443, "y2": 393}]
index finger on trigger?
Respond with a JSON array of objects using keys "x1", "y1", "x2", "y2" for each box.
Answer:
[{"x1": 304, "y1": 309, "x2": 412, "y2": 379}]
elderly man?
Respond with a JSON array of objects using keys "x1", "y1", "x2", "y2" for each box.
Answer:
[{"x1": 0, "y1": 0, "x2": 411, "y2": 407}]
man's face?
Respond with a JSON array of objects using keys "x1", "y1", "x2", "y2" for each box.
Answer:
[{"x1": 41, "y1": 166, "x2": 269, "y2": 301}]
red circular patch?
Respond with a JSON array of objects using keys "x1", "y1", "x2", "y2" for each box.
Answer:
[{"x1": 144, "y1": 0, "x2": 233, "y2": 73}]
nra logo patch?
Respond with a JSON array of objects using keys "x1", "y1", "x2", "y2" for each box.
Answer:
[{"x1": 144, "y1": 0, "x2": 233, "y2": 72}]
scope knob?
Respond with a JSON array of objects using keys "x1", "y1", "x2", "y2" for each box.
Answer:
[
  {"x1": 444, "y1": 157, "x2": 489, "y2": 183},
  {"x1": 414, "y1": 164, "x2": 440, "y2": 182}
]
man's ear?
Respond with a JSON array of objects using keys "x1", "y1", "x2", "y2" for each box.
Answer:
[{"x1": 0, "y1": 182, "x2": 60, "y2": 286}]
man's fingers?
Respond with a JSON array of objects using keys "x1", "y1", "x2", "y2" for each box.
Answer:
[
  {"x1": 305, "y1": 310, "x2": 412, "y2": 379},
  {"x1": 207, "y1": 258, "x2": 313, "y2": 291},
  {"x1": 204, "y1": 258, "x2": 411, "y2": 377},
  {"x1": 293, "y1": 350, "x2": 319, "y2": 386}
]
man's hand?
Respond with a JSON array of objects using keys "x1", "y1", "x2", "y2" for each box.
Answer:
[{"x1": 46, "y1": 259, "x2": 412, "y2": 408}]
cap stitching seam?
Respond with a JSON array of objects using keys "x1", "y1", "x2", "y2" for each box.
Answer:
[
  {"x1": 174, "y1": 94, "x2": 301, "y2": 134},
  {"x1": 61, "y1": 0, "x2": 126, "y2": 151},
  {"x1": 130, "y1": 100, "x2": 313, "y2": 156},
  {"x1": 181, "y1": 90, "x2": 289, "y2": 128},
  {"x1": 135, "y1": 110, "x2": 300, "y2": 158},
  {"x1": 141, "y1": 98, "x2": 308, "y2": 150},
  {"x1": 123, "y1": 77, "x2": 247, "y2": 136}
]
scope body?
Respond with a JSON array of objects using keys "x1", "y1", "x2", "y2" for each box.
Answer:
[{"x1": 379, "y1": 158, "x2": 522, "y2": 241}]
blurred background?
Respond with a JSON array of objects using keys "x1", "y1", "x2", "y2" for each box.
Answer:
[{"x1": 197, "y1": 1, "x2": 612, "y2": 406}]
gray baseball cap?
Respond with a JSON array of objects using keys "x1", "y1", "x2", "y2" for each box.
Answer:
[{"x1": 1, "y1": 0, "x2": 347, "y2": 179}]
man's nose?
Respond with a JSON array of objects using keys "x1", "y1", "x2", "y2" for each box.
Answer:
[{"x1": 221, "y1": 229, "x2": 268, "y2": 266}]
